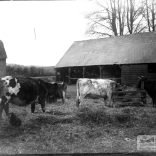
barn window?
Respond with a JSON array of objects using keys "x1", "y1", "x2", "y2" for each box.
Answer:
[{"x1": 148, "y1": 63, "x2": 156, "y2": 73}]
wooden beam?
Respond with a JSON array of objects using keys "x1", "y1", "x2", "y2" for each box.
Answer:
[
  {"x1": 83, "y1": 67, "x2": 85, "y2": 78},
  {"x1": 68, "y1": 67, "x2": 71, "y2": 84},
  {"x1": 99, "y1": 66, "x2": 102, "y2": 78}
]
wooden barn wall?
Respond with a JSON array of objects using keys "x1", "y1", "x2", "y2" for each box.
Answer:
[
  {"x1": 57, "y1": 64, "x2": 156, "y2": 85},
  {"x1": 121, "y1": 64, "x2": 147, "y2": 86},
  {"x1": 85, "y1": 66, "x2": 100, "y2": 78},
  {"x1": 147, "y1": 63, "x2": 156, "y2": 80},
  {"x1": 56, "y1": 65, "x2": 121, "y2": 84},
  {"x1": 147, "y1": 73, "x2": 156, "y2": 80},
  {"x1": 0, "y1": 59, "x2": 6, "y2": 77},
  {"x1": 101, "y1": 65, "x2": 121, "y2": 79},
  {"x1": 56, "y1": 67, "x2": 68, "y2": 82}
]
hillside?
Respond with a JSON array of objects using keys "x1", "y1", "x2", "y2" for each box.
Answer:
[{"x1": 6, "y1": 64, "x2": 56, "y2": 77}]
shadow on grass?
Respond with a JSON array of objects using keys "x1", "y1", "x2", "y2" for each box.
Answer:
[
  {"x1": 45, "y1": 110, "x2": 71, "y2": 116},
  {"x1": 0, "y1": 112, "x2": 77, "y2": 140},
  {"x1": 30, "y1": 115, "x2": 76, "y2": 125},
  {"x1": 0, "y1": 123, "x2": 25, "y2": 139}
]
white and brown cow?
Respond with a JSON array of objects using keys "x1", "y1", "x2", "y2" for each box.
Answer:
[{"x1": 76, "y1": 78, "x2": 117, "y2": 107}]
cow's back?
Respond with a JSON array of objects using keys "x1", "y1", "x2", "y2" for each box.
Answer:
[{"x1": 11, "y1": 77, "x2": 40, "y2": 104}]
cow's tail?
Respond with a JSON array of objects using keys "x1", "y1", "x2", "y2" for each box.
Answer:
[{"x1": 76, "y1": 79, "x2": 80, "y2": 107}]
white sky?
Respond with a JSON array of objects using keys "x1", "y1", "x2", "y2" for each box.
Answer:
[{"x1": 0, "y1": 0, "x2": 97, "y2": 66}]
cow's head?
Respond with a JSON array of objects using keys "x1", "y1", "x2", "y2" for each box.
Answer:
[
  {"x1": 0, "y1": 76, "x2": 21, "y2": 97},
  {"x1": 0, "y1": 76, "x2": 10, "y2": 98},
  {"x1": 1, "y1": 76, "x2": 16, "y2": 87}
]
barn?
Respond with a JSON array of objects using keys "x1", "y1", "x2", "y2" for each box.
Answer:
[
  {"x1": 0, "y1": 40, "x2": 7, "y2": 77},
  {"x1": 55, "y1": 32, "x2": 156, "y2": 86}
]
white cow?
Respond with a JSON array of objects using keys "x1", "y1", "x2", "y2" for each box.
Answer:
[{"x1": 76, "y1": 78, "x2": 117, "y2": 107}]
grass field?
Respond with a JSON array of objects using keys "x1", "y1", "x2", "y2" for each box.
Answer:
[{"x1": 0, "y1": 85, "x2": 156, "y2": 154}]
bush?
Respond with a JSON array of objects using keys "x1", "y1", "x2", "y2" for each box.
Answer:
[{"x1": 6, "y1": 64, "x2": 56, "y2": 77}]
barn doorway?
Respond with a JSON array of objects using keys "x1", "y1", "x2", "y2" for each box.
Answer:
[{"x1": 101, "y1": 65, "x2": 121, "y2": 82}]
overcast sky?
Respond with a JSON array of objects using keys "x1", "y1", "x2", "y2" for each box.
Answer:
[{"x1": 0, "y1": 0, "x2": 98, "y2": 66}]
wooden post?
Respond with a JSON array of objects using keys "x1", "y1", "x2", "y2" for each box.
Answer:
[
  {"x1": 99, "y1": 66, "x2": 102, "y2": 78},
  {"x1": 68, "y1": 67, "x2": 71, "y2": 84},
  {"x1": 141, "y1": 90, "x2": 146, "y2": 105},
  {"x1": 56, "y1": 70, "x2": 61, "y2": 81},
  {"x1": 83, "y1": 67, "x2": 85, "y2": 78}
]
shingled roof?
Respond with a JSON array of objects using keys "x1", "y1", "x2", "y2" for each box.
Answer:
[
  {"x1": 0, "y1": 40, "x2": 7, "y2": 59},
  {"x1": 56, "y1": 32, "x2": 156, "y2": 68}
]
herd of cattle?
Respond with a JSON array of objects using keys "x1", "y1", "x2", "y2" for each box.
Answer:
[
  {"x1": 0, "y1": 75, "x2": 156, "y2": 126},
  {"x1": 0, "y1": 76, "x2": 67, "y2": 125}
]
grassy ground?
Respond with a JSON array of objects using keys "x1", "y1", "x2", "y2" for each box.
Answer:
[{"x1": 0, "y1": 85, "x2": 156, "y2": 154}]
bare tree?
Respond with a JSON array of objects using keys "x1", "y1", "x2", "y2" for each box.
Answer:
[
  {"x1": 143, "y1": 0, "x2": 156, "y2": 32},
  {"x1": 126, "y1": 0, "x2": 145, "y2": 34},
  {"x1": 86, "y1": 0, "x2": 126, "y2": 37},
  {"x1": 117, "y1": 0, "x2": 126, "y2": 35},
  {"x1": 86, "y1": 0, "x2": 145, "y2": 37}
]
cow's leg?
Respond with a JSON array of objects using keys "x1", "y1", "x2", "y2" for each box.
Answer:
[
  {"x1": 31, "y1": 102, "x2": 36, "y2": 113},
  {"x1": 39, "y1": 97, "x2": 46, "y2": 112},
  {"x1": 4, "y1": 102, "x2": 10, "y2": 117},
  {"x1": 3, "y1": 101, "x2": 12, "y2": 124},
  {"x1": 0, "y1": 99, "x2": 5, "y2": 120},
  {"x1": 103, "y1": 96, "x2": 107, "y2": 106},
  {"x1": 76, "y1": 94, "x2": 82, "y2": 107},
  {"x1": 41, "y1": 103, "x2": 45, "y2": 112},
  {"x1": 62, "y1": 91, "x2": 66, "y2": 104},
  {"x1": 109, "y1": 93, "x2": 114, "y2": 107},
  {"x1": 76, "y1": 81, "x2": 81, "y2": 107},
  {"x1": 0, "y1": 97, "x2": 9, "y2": 120},
  {"x1": 76, "y1": 98, "x2": 80, "y2": 107},
  {"x1": 41, "y1": 102, "x2": 46, "y2": 112},
  {"x1": 108, "y1": 90, "x2": 114, "y2": 107},
  {"x1": 105, "y1": 94, "x2": 113, "y2": 107},
  {"x1": 76, "y1": 95, "x2": 84, "y2": 108},
  {"x1": 76, "y1": 94, "x2": 85, "y2": 108},
  {"x1": 152, "y1": 97, "x2": 156, "y2": 107},
  {"x1": 76, "y1": 93, "x2": 80, "y2": 107}
]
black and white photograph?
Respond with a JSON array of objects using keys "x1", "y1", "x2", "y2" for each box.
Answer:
[{"x1": 0, "y1": 0, "x2": 156, "y2": 155}]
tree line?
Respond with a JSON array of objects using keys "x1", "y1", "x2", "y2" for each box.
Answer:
[
  {"x1": 86, "y1": 0, "x2": 156, "y2": 37},
  {"x1": 6, "y1": 64, "x2": 56, "y2": 77}
]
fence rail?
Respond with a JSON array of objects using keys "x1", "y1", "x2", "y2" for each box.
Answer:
[{"x1": 113, "y1": 89, "x2": 147, "y2": 106}]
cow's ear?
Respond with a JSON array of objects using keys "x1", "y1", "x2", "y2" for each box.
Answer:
[{"x1": 9, "y1": 78, "x2": 17, "y2": 88}]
